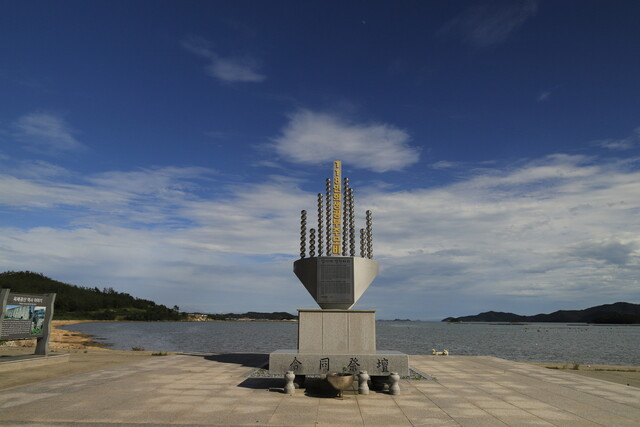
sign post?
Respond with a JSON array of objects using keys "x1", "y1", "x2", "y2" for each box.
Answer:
[
  {"x1": 0, "y1": 288, "x2": 9, "y2": 343},
  {"x1": 0, "y1": 289, "x2": 56, "y2": 356}
]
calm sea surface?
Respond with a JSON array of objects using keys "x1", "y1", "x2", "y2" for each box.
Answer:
[{"x1": 61, "y1": 321, "x2": 640, "y2": 366}]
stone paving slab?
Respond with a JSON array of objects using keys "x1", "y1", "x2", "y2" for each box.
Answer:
[
  {"x1": 0, "y1": 353, "x2": 70, "y2": 373},
  {"x1": 1, "y1": 354, "x2": 639, "y2": 426}
]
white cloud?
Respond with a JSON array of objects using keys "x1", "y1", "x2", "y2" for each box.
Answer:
[
  {"x1": 0, "y1": 224, "x2": 301, "y2": 313},
  {"x1": 13, "y1": 112, "x2": 85, "y2": 154},
  {"x1": 0, "y1": 165, "x2": 218, "y2": 225},
  {"x1": 272, "y1": 109, "x2": 420, "y2": 172},
  {"x1": 430, "y1": 161, "x2": 459, "y2": 170},
  {"x1": 1, "y1": 152, "x2": 640, "y2": 318},
  {"x1": 182, "y1": 36, "x2": 265, "y2": 83},
  {"x1": 569, "y1": 240, "x2": 637, "y2": 266},
  {"x1": 439, "y1": 0, "x2": 538, "y2": 48},
  {"x1": 0, "y1": 166, "x2": 311, "y2": 312},
  {"x1": 7, "y1": 160, "x2": 71, "y2": 179},
  {"x1": 596, "y1": 127, "x2": 639, "y2": 151},
  {"x1": 180, "y1": 36, "x2": 213, "y2": 58},
  {"x1": 359, "y1": 154, "x2": 640, "y2": 316},
  {"x1": 206, "y1": 57, "x2": 265, "y2": 83}
]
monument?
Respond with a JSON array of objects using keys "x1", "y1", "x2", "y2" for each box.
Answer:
[{"x1": 269, "y1": 160, "x2": 409, "y2": 395}]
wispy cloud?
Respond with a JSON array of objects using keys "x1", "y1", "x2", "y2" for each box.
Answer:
[
  {"x1": 182, "y1": 36, "x2": 265, "y2": 83},
  {"x1": 537, "y1": 91, "x2": 551, "y2": 102},
  {"x1": 207, "y1": 57, "x2": 265, "y2": 83},
  {"x1": 596, "y1": 127, "x2": 640, "y2": 151},
  {"x1": 569, "y1": 240, "x2": 637, "y2": 266},
  {"x1": 363, "y1": 153, "x2": 640, "y2": 315},
  {"x1": 13, "y1": 112, "x2": 85, "y2": 154},
  {"x1": 0, "y1": 163, "x2": 305, "y2": 312},
  {"x1": 1, "y1": 149, "x2": 639, "y2": 318},
  {"x1": 430, "y1": 160, "x2": 460, "y2": 170},
  {"x1": 4, "y1": 159, "x2": 71, "y2": 179},
  {"x1": 180, "y1": 36, "x2": 213, "y2": 58},
  {"x1": 439, "y1": 0, "x2": 538, "y2": 48},
  {"x1": 0, "y1": 165, "x2": 218, "y2": 225},
  {"x1": 271, "y1": 109, "x2": 420, "y2": 172}
]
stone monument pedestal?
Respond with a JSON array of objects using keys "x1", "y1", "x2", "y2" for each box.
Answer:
[
  {"x1": 298, "y1": 309, "x2": 376, "y2": 354},
  {"x1": 269, "y1": 309, "x2": 409, "y2": 384}
]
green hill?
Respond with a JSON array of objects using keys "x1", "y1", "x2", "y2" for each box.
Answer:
[
  {"x1": 0, "y1": 271, "x2": 185, "y2": 321},
  {"x1": 443, "y1": 302, "x2": 640, "y2": 324},
  {"x1": 206, "y1": 311, "x2": 296, "y2": 321}
]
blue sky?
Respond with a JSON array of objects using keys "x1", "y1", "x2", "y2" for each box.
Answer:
[{"x1": 1, "y1": 1, "x2": 640, "y2": 320}]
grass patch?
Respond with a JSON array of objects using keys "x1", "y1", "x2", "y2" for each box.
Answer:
[
  {"x1": 131, "y1": 346, "x2": 145, "y2": 351},
  {"x1": 545, "y1": 365, "x2": 639, "y2": 372},
  {"x1": 594, "y1": 368, "x2": 639, "y2": 372},
  {"x1": 151, "y1": 351, "x2": 168, "y2": 356}
]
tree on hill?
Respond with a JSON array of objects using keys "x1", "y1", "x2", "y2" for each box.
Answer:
[
  {"x1": 0, "y1": 271, "x2": 186, "y2": 321},
  {"x1": 207, "y1": 311, "x2": 296, "y2": 321},
  {"x1": 443, "y1": 302, "x2": 640, "y2": 324}
]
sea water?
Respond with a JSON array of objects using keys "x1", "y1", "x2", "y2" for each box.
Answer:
[{"x1": 61, "y1": 321, "x2": 640, "y2": 365}]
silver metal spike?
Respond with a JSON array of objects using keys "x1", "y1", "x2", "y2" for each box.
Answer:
[
  {"x1": 348, "y1": 188, "x2": 355, "y2": 256},
  {"x1": 300, "y1": 210, "x2": 307, "y2": 258},
  {"x1": 309, "y1": 228, "x2": 316, "y2": 257},
  {"x1": 366, "y1": 210, "x2": 373, "y2": 259},
  {"x1": 317, "y1": 193, "x2": 323, "y2": 256}
]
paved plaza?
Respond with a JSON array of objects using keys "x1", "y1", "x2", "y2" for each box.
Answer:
[{"x1": 1, "y1": 353, "x2": 639, "y2": 426}]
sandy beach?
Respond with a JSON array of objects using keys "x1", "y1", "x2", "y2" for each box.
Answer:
[{"x1": 0, "y1": 320, "x2": 116, "y2": 351}]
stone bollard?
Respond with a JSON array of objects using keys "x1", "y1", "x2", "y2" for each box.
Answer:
[
  {"x1": 389, "y1": 372, "x2": 400, "y2": 396},
  {"x1": 284, "y1": 371, "x2": 295, "y2": 395},
  {"x1": 358, "y1": 370, "x2": 370, "y2": 395}
]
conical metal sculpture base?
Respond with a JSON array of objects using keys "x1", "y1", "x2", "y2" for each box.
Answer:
[{"x1": 294, "y1": 256, "x2": 378, "y2": 309}]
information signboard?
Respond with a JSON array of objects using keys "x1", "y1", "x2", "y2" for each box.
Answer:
[
  {"x1": 1, "y1": 293, "x2": 51, "y2": 339},
  {"x1": 0, "y1": 289, "x2": 56, "y2": 355}
]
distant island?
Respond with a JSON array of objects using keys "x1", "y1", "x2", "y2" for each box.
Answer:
[
  {"x1": 0, "y1": 271, "x2": 295, "y2": 322},
  {"x1": 443, "y1": 302, "x2": 640, "y2": 324},
  {"x1": 189, "y1": 312, "x2": 296, "y2": 321}
]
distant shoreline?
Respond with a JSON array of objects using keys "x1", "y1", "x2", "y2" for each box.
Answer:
[
  {"x1": 50, "y1": 318, "x2": 298, "y2": 350},
  {"x1": 187, "y1": 318, "x2": 298, "y2": 322},
  {"x1": 443, "y1": 302, "x2": 640, "y2": 324},
  {"x1": 51, "y1": 320, "x2": 110, "y2": 350}
]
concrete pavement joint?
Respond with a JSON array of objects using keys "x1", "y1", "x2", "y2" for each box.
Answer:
[{"x1": 2, "y1": 354, "x2": 639, "y2": 426}]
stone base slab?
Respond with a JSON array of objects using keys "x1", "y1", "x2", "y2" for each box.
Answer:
[{"x1": 269, "y1": 349, "x2": 409, "y2": 376}]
